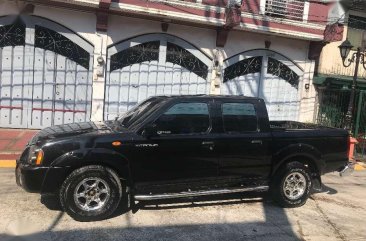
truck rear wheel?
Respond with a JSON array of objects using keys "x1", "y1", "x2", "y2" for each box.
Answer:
[
  {"x1": 271, "y1": 161, "x2": 312, "y2": 208},
  {"x1": 60, "y1": 165, "x2": 122, "y2": 221}
]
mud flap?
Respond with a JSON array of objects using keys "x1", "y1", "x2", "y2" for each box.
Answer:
[{"x1": 312, "y1": 175, "x2": 322, "y2": 192}]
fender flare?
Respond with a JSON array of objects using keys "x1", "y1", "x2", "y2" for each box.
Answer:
[
  {"x1": 41, "y1": 148, "x2": 132, "y2": 193},
  {"x1": 271, "y1": 143, "x2": 324, "y2": 177}
]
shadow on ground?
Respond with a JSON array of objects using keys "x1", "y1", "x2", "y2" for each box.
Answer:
[
  {"x1": 3, "y1": 191, "x2": 312, "y2": 241},
  {"x1": 8, "y1": 175, "x2": 341, "y2": 241}
]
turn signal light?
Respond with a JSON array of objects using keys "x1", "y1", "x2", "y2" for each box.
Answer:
[
  {"x1": 35, "y1": 150, "x2": 44, "y2": 165},
  {"x1": 112, "y1": 141, "x2": 122, "y2": 146}
]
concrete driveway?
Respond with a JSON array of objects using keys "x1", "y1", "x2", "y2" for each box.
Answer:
[{"x1": 0, "y1": 168, "x2": 365, "y2": 241}]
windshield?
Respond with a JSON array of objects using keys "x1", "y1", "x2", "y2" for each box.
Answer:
[{"x1": 117, "y1": 98, "x2": 164, "y2": 128}]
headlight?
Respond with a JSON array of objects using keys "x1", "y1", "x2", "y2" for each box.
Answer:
[
  {"x1": 35, "y1": 150, "x2": 44, "y2": 165},
  {"x1": 29, "y1": 149, "x2": 44, "y2": 165}
]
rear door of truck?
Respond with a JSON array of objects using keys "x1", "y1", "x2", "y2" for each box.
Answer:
[{"x1": 214, "y1": 98, "x2": 272, "y2": 185}]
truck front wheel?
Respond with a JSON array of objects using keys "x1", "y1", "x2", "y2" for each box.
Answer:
[
  {"x1": 60, "y1": 165, "x2": 123, "y2": 221},
  {"x1": 271, "y1": 161, "x2": 312, "y2": 208}
]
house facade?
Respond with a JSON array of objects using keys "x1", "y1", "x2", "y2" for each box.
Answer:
[
  {"x1": 315, "y1": 0, "x2": 366, "y2": 132},
  {"x1": 0, "y1": 0, "x2": 339, "y2": 129},
  {"x1": 317, "y1": 1, "x2": 366, "y2": 88}
]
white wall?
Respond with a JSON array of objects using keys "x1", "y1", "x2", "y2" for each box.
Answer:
[
  {"x1": 0, "y1": 2, "x2": 317, "y2": 123},
  {"x1": 107, "y1": 15, "x2": 316, "y2": 122}
]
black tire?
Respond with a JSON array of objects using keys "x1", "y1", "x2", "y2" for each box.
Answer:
[
  {"x1": 60, "y1": 165, "x2": 122, "y2": 222},
  {"x1": 271, "y1": 161, "x2": 312, "y2": 208}
]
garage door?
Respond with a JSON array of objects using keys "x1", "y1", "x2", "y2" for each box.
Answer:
[
  {"x1": 0, "y1": 15, "x2": 93, "y2": 129},
  {"x1": 222, "y1": 50, "x2": 303, "y2": 121},
  {"x1": 104, "y1": 34, "x2": 212, "y2": 120}
]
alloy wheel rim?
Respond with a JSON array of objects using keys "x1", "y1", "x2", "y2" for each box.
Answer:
[
  {"x1": 283, "y1": 172, "x2": 306, "y2": 200},
  {"x1": 74, "y1": 177, "x2": 111, "y2": 211}
]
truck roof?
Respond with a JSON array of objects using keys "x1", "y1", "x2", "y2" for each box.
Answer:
[{"x1": 153, "y1": 95, "x2": 261, "y2": 101}]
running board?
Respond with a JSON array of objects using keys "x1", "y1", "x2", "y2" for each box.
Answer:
[{"x1": 134, "y1": 186, "x2": 269, "y2": 201}]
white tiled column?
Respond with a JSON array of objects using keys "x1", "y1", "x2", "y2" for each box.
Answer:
[{"x1": 91, "y1": 32, "x2": 108, "y2": 122}]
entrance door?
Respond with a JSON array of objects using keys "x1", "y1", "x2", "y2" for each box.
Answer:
[
  {"x1": 104, "y1": 34, "x2": 213, "y2": 121},
  {"x1": 222, "y1": 50, "x2": 303, "y2": 121},
  {"x1": 0, "y1": 15, "x2": 94, "y2": 129}
]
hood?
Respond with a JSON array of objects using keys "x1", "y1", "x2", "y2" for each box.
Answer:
[{"x1": 29, "y1": 121, "x2": 116, "y2": 145}]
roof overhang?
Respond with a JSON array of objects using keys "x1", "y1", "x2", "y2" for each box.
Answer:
[
  {"x1": 314, "y1": 74, "x2": 366, "y2": 89},
  {"x1": 341, "y1": 0, "x2": 366, "y2": 11}
]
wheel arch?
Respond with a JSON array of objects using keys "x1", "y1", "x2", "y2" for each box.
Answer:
[
  {"x1": 41, "y1": 148, "x2": 132, "y2": 193},
  {"x1": 271, "y1": 144, "x2": 324, "y2": 178}
]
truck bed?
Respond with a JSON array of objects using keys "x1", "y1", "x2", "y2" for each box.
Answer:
[{"x1": 270, "y1": 121, "x2": 333, "y2": 131}]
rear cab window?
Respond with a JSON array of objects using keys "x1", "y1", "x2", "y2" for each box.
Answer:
[
  {"x1": 154, "y1": 102, "x2": 211, "y2": 135},
  {"x1": 221, "y1": 102, "x2": 258, "y2": 133}
]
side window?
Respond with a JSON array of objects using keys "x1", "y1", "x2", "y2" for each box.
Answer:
[
  {"x1": 154, "y1": 102, "x2": 210, "y2": 135},
  {"x1": 222, "y1": 103, "x2": 257, "y2": 133}
]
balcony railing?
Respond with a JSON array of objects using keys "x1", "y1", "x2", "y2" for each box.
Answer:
[{"x1": 265, "y1": 0, "x2": 305, "y2": 21}]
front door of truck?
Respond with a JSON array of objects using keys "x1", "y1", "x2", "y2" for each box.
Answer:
[
  {"x1": 215, "y1": 100, "x2": 272, "y2": 184},
  {"x1": 131, "y1": 100, "x2": 219, "y2": 193}
]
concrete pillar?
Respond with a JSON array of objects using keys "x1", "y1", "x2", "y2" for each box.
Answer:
[
  {"x1": 210, "y1": 48, "x2": 225, "y2": 95},
  {"x1": 90, "y1": 31, "x2": 108, "y2": 122},
  {"x1": 298, "y1": 59, "x2": 317, "y2": 122}
]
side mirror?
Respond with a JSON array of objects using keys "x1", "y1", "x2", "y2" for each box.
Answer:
[{"x1": 142, "y1": 124, "x2": 157, "y2": 138}]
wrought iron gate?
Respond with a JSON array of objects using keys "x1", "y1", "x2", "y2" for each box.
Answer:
[
  {"x1": 222, "y1": 49, "x2": 303, "y2": 121},
  {"x1": 104, "y1": 34, "x2": 212, "y2": 120},
  {"x1": 316, "y1": 89, "x2": 351, "y2": 129},
  {"x1": 0, "y1": 15, "x2": 93, "y2": 129},
  {"x1": 316, "y1": 88, "x2": 366, "y2": 160},
  {"x1": 353, "y1": 91, "x2": 366, "y2": 161}
]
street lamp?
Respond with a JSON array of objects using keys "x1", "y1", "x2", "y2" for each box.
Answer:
[{"x1": 338, "y1": 39, "x2": 366, "y2": 132}]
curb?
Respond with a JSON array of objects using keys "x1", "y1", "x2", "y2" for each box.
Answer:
[
  {"x1": 0, "y1": 160, "x2": 16, "y2": 168},
  {"x1": 355, "y1": 162, "x2": 366, "y2": 171},
  {"x1": 0, "y1": 153, "x2": 21, "y2": 160}
]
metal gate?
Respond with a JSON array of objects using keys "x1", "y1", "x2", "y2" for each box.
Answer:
[
  {"x1": 104, "y1": 34, "x2": 212, "y2": 120},
  {"x1": 0, "y1": 15, "x2": 93, "y2": 129},
  {"x1": 222, "y1": 49, "x2": 303, "y2": 121},
  {"x1": 316, "y1": 88, "x2": 351, "y2": 129},
  {"x1": 316, "y1": 88, "x2": 366, "y2": 160}
]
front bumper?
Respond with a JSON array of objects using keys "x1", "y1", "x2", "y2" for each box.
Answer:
[
  {"x1": 339, "y1": 162, "x2": 355, "y2": 177},
  {"x1": 16, "y1": 162, "x2": 49, "y2": 193}
]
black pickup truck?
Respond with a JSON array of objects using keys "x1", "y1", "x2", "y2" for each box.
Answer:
[{"x1": 16, "y1": 95, "x2": 352, "y2": 221}]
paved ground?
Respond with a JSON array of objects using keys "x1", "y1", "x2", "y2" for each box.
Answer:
[{"x1": 0, "y1": 168, "x2": 365, "y2": 241}]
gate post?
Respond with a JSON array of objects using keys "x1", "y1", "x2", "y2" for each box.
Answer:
[
  {"x1": 211, "y1": 48, "x2": 224, "y2": 95},
  {"x1": 90, "y1": 32, "x2": 108, "y2": 122},
  {"x1": 354, "y1": 90, "x2": 364, "y2": 137}
]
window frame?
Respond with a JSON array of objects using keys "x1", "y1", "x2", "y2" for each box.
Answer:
[
  {"x1": 150, "y1": 100, "x2": 213, "y2": 137},
  {"x1": 220, "y1": 101, "x2": 260, "y2": 134}
]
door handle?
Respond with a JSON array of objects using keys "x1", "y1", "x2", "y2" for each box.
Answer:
[
  {"x1": 251, "y1": 140, "x2": 262, "y2": 144},
  {"x1": 202, "y1": 141, "x2": 214, "y2": 145},
  {"x1": 202, "y1": 141, "x2": 214, "y2": 151}
]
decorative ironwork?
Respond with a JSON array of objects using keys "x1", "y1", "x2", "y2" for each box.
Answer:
[
  {"x1": 0, "y1": 18, "x2": 25, "y2": 48},
  {"x1": 110, "y1": 41, "x2": 160, "y2": 72},
  {"x1": 35, "y1": 25, "x2": 90, "y2": 69},
  {"x1": 166, "y1": 42, "x2": 208, "y2": 79},
  {"x1": 223, "y1": 56, "x2": 262, "y2": 82},
  {"x1": 267, "y1": 57, "x2": 299, "y2": 89},
  {"x1": 340, "y1": 48, "x2": 366, "y2": 70}
]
